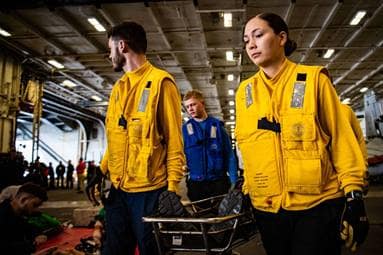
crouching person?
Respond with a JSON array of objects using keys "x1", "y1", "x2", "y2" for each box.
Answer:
[{"x1": 0, "y1": 182, "x2": 48, "y2": 254}]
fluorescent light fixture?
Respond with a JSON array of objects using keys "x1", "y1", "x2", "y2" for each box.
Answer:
[
  {"x1": 88, "y1": 17, "x2": 106, "y2": 32},
  {"x1": 230, "y1": 116, "x2": 235, "y2": 120},
  {"x1": 229, "y1": 100, "x2": 235, "y2": 106},
  {"x1": 231, "y1": 133, "x2": 235, "y2": 139},
  {"x1": 360, "y1": 87, "x2": 368, "y2": 93},
  {"x1": 228, "y1": 89, "x2": 234, "y2": 95},
  {"x1": 229, "y1": 109, "x2": 235, "y2": 114},
  {"x1": 323, "y1": 49, "x2": 335, "y2": 59},
  {"x1": 91, "y1": 95, "x2": 102, "y2": 101},
  {"x1": 61, "y1": 79, "x2": 77, "y2": 88},
  {"x1": 48, "y1": 59, "x2": 64, "y2": 69},
  {"x1": 341, "y1": 98, "x2": 351, "y2": 104},
  {"x1": 223, "y1": 13, "x2": 232, "y2": 27},
  {"x1": 227, "y1": 74, "x2": 234, "y2": 81},
  {"x1": 225, "y1": 121, "x2": 235, "y2": 125},
  {"x1": 230, "y1": 125, "x2": 235, "y2": 129},
  {"x1": 350, "y1": 10, "x2": 367, "y2": 26},
  {"x1": 0, "y1": 27, "x2": 11, "y2": 37},
  {"x1": 226, "y1": 51, "x2": 234, "y2": 61}
]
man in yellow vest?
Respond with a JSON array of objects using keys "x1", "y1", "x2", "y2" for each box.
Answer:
[{"x1": 100, "y1": 21, "x2": 185, "y2": 255}]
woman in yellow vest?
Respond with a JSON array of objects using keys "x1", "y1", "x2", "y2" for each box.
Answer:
[{"x1": 236, "y1": 13, "x2": 368, "y2": 255}]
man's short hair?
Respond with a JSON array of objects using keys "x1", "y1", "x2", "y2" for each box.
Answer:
[
  {"x1": 16, "y1": 182, "x2": 48, "y2": 202},
  {"x1": 107, "y1": 21, "x2": 147, "y2": 54},
  {"x1": 183, "y1": 90, "x2": 204, "y2": 102}
]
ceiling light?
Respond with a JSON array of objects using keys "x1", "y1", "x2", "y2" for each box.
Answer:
[
  {"x1": 91, "y1": 95, "x2": 102, "y2": 101},
  {"x1": 229, "y1": 100, "x2": 235, "y2": 106},
  {"x1": 350, "y1": 10, "x2": 367, "y2": 26},
  {"x1": 227, "y1": 74, "x2": 234, "y2": 81},
  {"x1": 88, "y1": 17, "x2": 106, "y2": 32},
  {"x1": 231, "y1": 133, "x2": 235, "y2": 139},
  {"x1": 323, "y1": 49, "x2": 335, "y2": 59},
  {"x1": 0, "y1": 27, "x2": 11, "y2": 37},
  {"x1": 229, "y1": 109, "x2": 235, "y2": 114},
  {"x1": 48, "y1": 59, "x2": 64, "y2": 69},
  {"x1": 360, "y1": 87, "x2": 368, "y2": 93},
  {"x1": 226, "y1": 51, "x2": 234, "y2": 61},
  {"x1": 223, "y1": 13, "x2": 232, "y2": 27},
  {"x1": 61, "y1": 79, "x2": 77, "y2": 88},
  {"x1": 225, "y1": 121, "x2": 235, "y2": 125},
  {"x1": 228, "y1": 89, "x2": 234, "y2": 95},
  {"x1": 341, "y1": 98, "x2": 351, "y2": 104},
  {"x1": 230, "y1": 116, "x2": 235, "y2": 120}
]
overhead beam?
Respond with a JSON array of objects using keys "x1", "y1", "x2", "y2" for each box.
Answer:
[
  {"x1": 339, "y1": 63, "x2": 383, "y2": 97},
  {"x1": 8, "y1": 11, "x2": 72, "y2": 54},
  {"x1": 334, "y1": 38, "x2": 383, "y2": 86},
  {"x1": 52, "y1": 7, "x2": 106, "y2": 52},
  {"x1": 284, "y1": 0, "x2": 296, "y2": 24},
  {"x1": 326, "y1": 4, "x2": 383, "y2": 68},
  {"x1": 299, "y1": 1, "x2": 342, "y2": 63}
]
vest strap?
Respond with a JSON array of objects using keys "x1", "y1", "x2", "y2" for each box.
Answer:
[{"x1": 257, "y1": 117, "x2": 281, "y2": 133}]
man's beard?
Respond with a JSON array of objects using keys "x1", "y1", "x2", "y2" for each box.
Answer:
[{"x1": 113, "y1": 51, "x2": 125, "y2": 72}]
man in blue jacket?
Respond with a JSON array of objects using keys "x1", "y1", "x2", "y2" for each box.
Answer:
[{"x1": 182, "y1": 90, "x2": 238, "y2": 205}]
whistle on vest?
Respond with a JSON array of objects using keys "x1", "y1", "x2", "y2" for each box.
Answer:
[{"x1": 118, "y1": 115, "x2": 127, "y2": 129}]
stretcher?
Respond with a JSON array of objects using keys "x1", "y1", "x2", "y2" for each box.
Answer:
[{"x1": 143, "y1": 194, "x2": 257, "y2": 254}]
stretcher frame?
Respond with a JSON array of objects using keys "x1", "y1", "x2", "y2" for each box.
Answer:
[{"x1": 143, "y1": 194, "x2": 257, "y2": 255}]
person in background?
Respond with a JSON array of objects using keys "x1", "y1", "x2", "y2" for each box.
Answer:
[
  {"x1": 182, "y1": 90, "x2": 238, "y2": 205},
  {"x1": 0, "y1": 182, "x2": 48, "y2": 254},
  {"x1": 100, "y1": 21, "x2": 185, "y2": 255},
  {"x1": 47, "y1": 162, "x2": 55, "y2": 190},
  {"x1": 86, "y1": 160, "x2": 96, "y2": 187},
  {"x1": 76, "y1": 158, "x2": 86, "y2": 193},
  {"x1": 235, "y1": 13, "x2": 368, "y2": 255},
  {"x1": 66, "y1": 160, "x2": 74, "y2": 190},
  {"x1": 55, "y1": 161, "x2": 65, "y2": 189}
]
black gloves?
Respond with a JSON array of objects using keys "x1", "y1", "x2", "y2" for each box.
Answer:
[
  {"x1": 157, "y1": 190, "x2": 186, "y2": 217},
  {"x1": 340, "y1": 190, "x2": 369, "y2": 252},
  {"x1": 231, "y1": 176, "x2": 245, "y2": 191}
]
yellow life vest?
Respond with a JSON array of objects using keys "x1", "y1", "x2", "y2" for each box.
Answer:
[
  {"x1": 105, "y1": 62, "x2": 175, "y2": 192},
  {"x1": 236, "y1": 60, "x2": 343, "y2": 212}
]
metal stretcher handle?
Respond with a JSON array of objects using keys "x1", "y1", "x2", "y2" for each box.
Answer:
[{"x1": 142, "y1": 212, "x2": 245, "y2": 224}]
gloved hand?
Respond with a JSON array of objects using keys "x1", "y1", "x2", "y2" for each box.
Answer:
[
  {"x1": 230, "y1": 176, "x2": 245, "y2": 191},
  {"x1": 340, "y1": 191, "x2": 369, "y2": 252},
  {"x1": 157, "y1": 190, "x2": 186, "y2": 217}
]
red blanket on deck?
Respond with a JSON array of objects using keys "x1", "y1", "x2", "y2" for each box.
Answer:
[
  {"x1": 34, "y1": 228, "x2": 93, "y2": 254},
  {"x1": 35, "y1": 228, "x2": 139, "y2": 255}
]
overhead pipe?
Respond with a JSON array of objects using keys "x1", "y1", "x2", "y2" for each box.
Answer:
[
  {"x1": 41, "y1": 100, "x2": 106, "y2": 159},
  {"x1": 4, "y1": 11, "x2": 108, "y2": 100},
  {"x1": 334, "y1": 38, "x2": 383, "y2": 86},
  {"x1": 284, "y1": 0, "x2": 296, "y2": 24},
  {"x1": 339, "y1": 63, "x2": 383, "y2": 97},
  {"x1": 300, "y1": 1, "x2": 342, "y2": 63},
  {"x1": 326, "y1": 4, "x2": 383, "y2": 68},
  {"x1": 52, "y1": 8, "x2": 106, "y2": 51}
]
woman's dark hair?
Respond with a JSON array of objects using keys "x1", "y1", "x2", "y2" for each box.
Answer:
[
  {"x1": 256, "y1": 13, "x2": 297, "y2": 56},
  {"x1": 107, "y1": 21, "x2": 147, "y2": 54}
]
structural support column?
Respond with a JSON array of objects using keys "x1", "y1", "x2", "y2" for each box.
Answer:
[{"x1": 0, "y1": 52, "x2": 21, "y2": 153}]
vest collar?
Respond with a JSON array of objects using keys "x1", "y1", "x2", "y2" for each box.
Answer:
[{"x1": 119, "y1": 60, "x2": 152, "y2": 83}]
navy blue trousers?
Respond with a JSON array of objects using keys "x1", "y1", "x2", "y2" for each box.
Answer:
[
  {"x1": 102, "y1": 186, "x2": 166, "y2": 255},
  {"x1": 254, "y1": 197, "x2": 345, "y2": 255}
]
